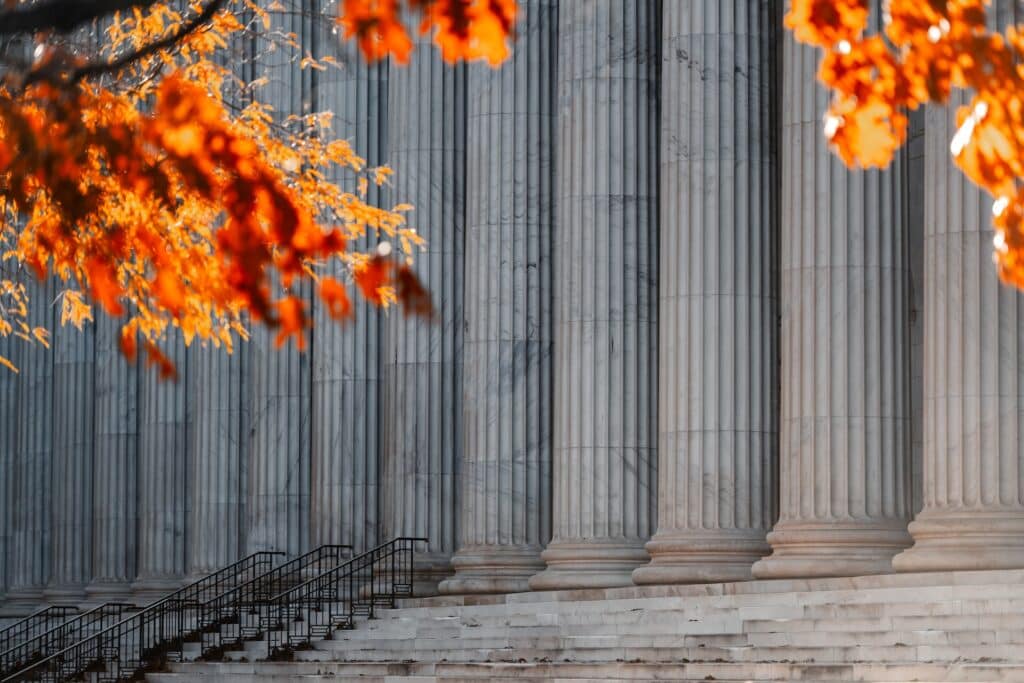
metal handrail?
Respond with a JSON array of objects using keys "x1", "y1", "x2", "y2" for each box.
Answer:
[
  {"x1": 262, "y1": 538, "x2": 426, "y2": 659},
  {"x1": 0, "y1": 603, "x2": 134, "y2": 677},
  {"x1": 0, "y1": 607, "x2": 78, "y2": 657},
  {"x1": 2, "y1": 551, "x2": 283, "y2": 683},
  {"x1": 181, "y1": 544, "x2": 352, "y2": 661}
]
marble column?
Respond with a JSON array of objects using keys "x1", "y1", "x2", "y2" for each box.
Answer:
[
  {"x1": 132, "y1": 335, "x2": 190, "y2": 602},
  {"x1": 893, "y1": 28, "x2": 1024, "y2": 571},
  {"x1": 245, "y1": 4, "x2": 314, "y2": 558},
  {"x1": 5, "y1": 277, "x2": 55, "y2": 611},
  {"x1": 750, "y1": 13, "x2": 913, "y2": 579},
  {"x1": 0, "y1": 333, "x2": 17, "y2": 601},
  {"x1": 439, "y1": 0, "x2": 556, "y2": 596},
  {"x1": 87, "y1": 316, "x2": 138, "y2": 602},
  {"x1": 310, "y1": 38, "x2": 387, "y2": 554},
  {"x1": 188, "y1": 346, "x2": 247, "y2": 577},
  {"x1": 247, "y1": 320, "x2": 311, "y2": 556},
  {"x1": 46, "y1": 319, "x2": 96, "y2": 601},
  {"x1": 382, "y1": 34, "x2": 466, "y2": 595},
  {"x1": 529, "y1": 0, "x2": 659, "y2": 591},
  {"x1": 633, "y1": 0, "x2": 777, "y2": 586}
]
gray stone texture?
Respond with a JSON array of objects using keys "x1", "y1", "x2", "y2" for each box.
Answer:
[
  {"x1": 245, "y1": 4, "x2": 314, "y2": 558},
  {"x1": 440, "y1": 0, "x2": 556, "y2": 596},
  {"x1": 5, "y1": 277, "x2": 55, "y2": 610},
  {"x1": 87, "y1": 315, "x2": 138, "y2": 602},
  {"x1": 751, "y1": 5, "x2": 913, "y2": 579},
  {"x1": 47, "y1": 318, "x2": 95, "y2": 601},
  {"x1": 189, "y1": 345, "x2": 248, "y2": 576},
  {"x1": 382, "y1": 30, "x2": 467, "y2": 595},
  {"x1": 634, "y1": 0, "x2": 778, "y2": 586},
  {"x1": 310, "y1": 35, "x2": 387, "y2": 554},
  {"x1": 893, "y1": 1, "x2": 1024, "y2": 571},
  {"x1": 530, "y1": 0, "x2": 660, "y2": 591},
  {"x1": 132, "y1": 334, "x2": 190, "y2": 601}
]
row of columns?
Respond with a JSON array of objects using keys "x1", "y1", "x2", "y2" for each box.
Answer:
[
  {"x1": 3, "y1": 0, "x2": 1024, "y2": 609},
  {"x1": 442, "y1": 0, "x2": 1024, "y2": 592}
]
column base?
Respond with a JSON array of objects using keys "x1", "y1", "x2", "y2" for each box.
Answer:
[
  {"x1": 751, "y1": 519, "x2": 911, "y2": 579},
  {"x1": 131, "y1": 576, "x2": 186, "y2": 605},
  {"x1": 0, "y1": 587, "x2": 46, "y2": 616},
  {"x1": 438, "y1": 545, "x2": 545, "y2": 595},
  {"x1": 42, "y1": 583, "x2": 88, "y2": 604},
  {"x1": 377, "y1": 551, "x2": 453, "y2": 598},
  {"x1": 528, "y1": 538, "x2": 649, "y2": 591},
  {"x1": 893, "y1": 508, "x2": 1024, "y2": 573},
  {"x1": 85, "y1": 580, "x2": 136, "y2": 606},
  {"x1": 632, "y1": 528, "x2": 770, "y2": 585}
]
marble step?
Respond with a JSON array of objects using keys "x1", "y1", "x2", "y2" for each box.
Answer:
[
  {"x1": 148, "y1": 660, "x2": 1024, "y2": 682},
  {"x1": 378, "y1": 585, "x2": 1024, "y2": 622},
  {"x1": 291, "y1": 643, "x2": 1024, "y2": 666}
]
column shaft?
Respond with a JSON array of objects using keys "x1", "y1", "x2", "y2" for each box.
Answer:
[
  {"x1": 530, "y1": 0, "x2": 660, "y2": 591},
  {"x1": 751, "y1": 12, "x2": 912, "y2": 579},
  {"x1": 0, "y1": 334, "x2": 16, "y2": 602},
  {"x1": 382, "y1": 36, "x2": 466, "y2": 595},
  {"x1": 5, "y1": 277, "x2": 55, "y2": 610},
  {"x1": 310, "y1": 38, "x2": 387, "y2": 554},
  {"x1": 440, "y1": 0, "x2": 556, "y2": 595},
  {"x1": 894, "y1": 28, "x2": 1024, "y2": 569},
  {"x1": 133, "y1": 335, "x2": 189, "y2": 601},
  {"x1": 46, "y1": 319, "x2": 95, "y2": 601},
  {"x1": 634, "y1": 0, "x2": 777, "y2": 586},
  {"x1": 87, "y1": 317, "x2": 138, "y2": 601},
  {"x1": 189, "y1": 346, "x2": 247, "y2": 576}
]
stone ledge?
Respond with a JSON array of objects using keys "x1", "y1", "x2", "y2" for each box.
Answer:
[{"x1": 395, "y1": 567, "x2": 1024, "y2": 609}]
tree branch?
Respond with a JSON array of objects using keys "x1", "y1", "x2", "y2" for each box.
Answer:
[
  {"x1": 0, "y1": 0, "x2": 164, "y2": 36},
  {"x1": 22, "y1": 0, "x2": 227, "y2": 86}
]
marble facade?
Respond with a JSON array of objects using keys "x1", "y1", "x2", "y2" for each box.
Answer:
[{"x1": 3, "y1": 0, "x2": 1024, "y2": 613}]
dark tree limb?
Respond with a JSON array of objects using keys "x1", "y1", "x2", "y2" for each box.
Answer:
[
  {"x1": 0, "y1": 0, "x2": 165, "y2": 35},
  {"x1": 20, "y1": 0, "x2": 227, "y2": 86}
]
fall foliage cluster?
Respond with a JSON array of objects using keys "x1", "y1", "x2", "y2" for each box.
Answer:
[
  {"x1": 0, "y1": 0, "x2": 517, "y2": 374},
  {"x1": 788, "y1": 0, "x2": 1024, "y2": 288}
]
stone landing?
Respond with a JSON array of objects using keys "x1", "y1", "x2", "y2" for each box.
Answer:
[{"x1": 148, "y1": 569, "x2": 1024, "y2": 682}]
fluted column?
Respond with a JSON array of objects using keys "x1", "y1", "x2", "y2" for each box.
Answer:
[
  {"x1": 188, "y1": 346, "x2": 247, "y2": 576},
  {"x1": 310, "y1": 37, "x2": 387, "y2": 555},
  {"x1": 247, "y1": 321, "x2": 311, "y2": 556},
  {"x1": 46, "y1": 320, "x2": 96, "y2": 601},
  {"x1": 0, "y1": 334, "x2": 17, "y2": 602},
  {"x1": 439, "y1": 0, "x2": 556, "y2": 596},
  {"x1": 243, "y1": 4, "x2": 313, "y2": 559},
  {"x1": 5, "y1": 277, "x2": 55, "y2": 611},
  {"x1": 133, "y1": 335, "x2": 190, "y2": 602},
  {"x1": 529, "y1": 0, "x2": 659, "y2": 591},
  {"x1": 893, "y1": 21, "x2": 1024, "y2": 571},
  {"x1": 87, "y1": 317, "x2": 138, "y2": 602},
  {"x1": 634, "y1": 0, "x2": 777, "y2": 586},
  {"x1": 751, "y1": 13, "x2": 912, "y2": 579},
  {"x1": 382, "y1": 35, "x2": 466, "y2": 596}
]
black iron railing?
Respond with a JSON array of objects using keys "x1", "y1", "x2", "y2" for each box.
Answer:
[
  {"x1": 2, "y1": 551, "x2": 282, "y2": 683},
  {"x1": 181, "y1": 545, "x2": 352, "y2": 661},
  {"x1": 0, "y1": 603, "x2": 134, "y2": 678},
  {"x1": 0, "y1": 608, "x2": 78, "y2": 660},
  {"x1": 262, "y1": 538, "x2": 425, "y2": 659}
]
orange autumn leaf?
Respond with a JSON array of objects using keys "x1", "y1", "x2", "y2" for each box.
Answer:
[
  {"x1": 353, "y1": 256, "x2": 392, "y2": 305},
  {"x1": 143, "y1": 340, "x2": 177, "y2": 381},
  {"x1": 789, "y1": 0, "x2": 1024, "y2": 291},
  {"x1": 0, "y1": 0, "x2": 484, "y2": 374},
  {"x1": 338, "y1": 0, "x2": 517, "y2": 65},
  {"x1": 320, "y1": 277, "x2": 353, "y2": 321}
]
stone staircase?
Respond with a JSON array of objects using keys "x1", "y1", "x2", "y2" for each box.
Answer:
[{"x1": 147, "y1": 568, "x2": 1024, "y2": 682}]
